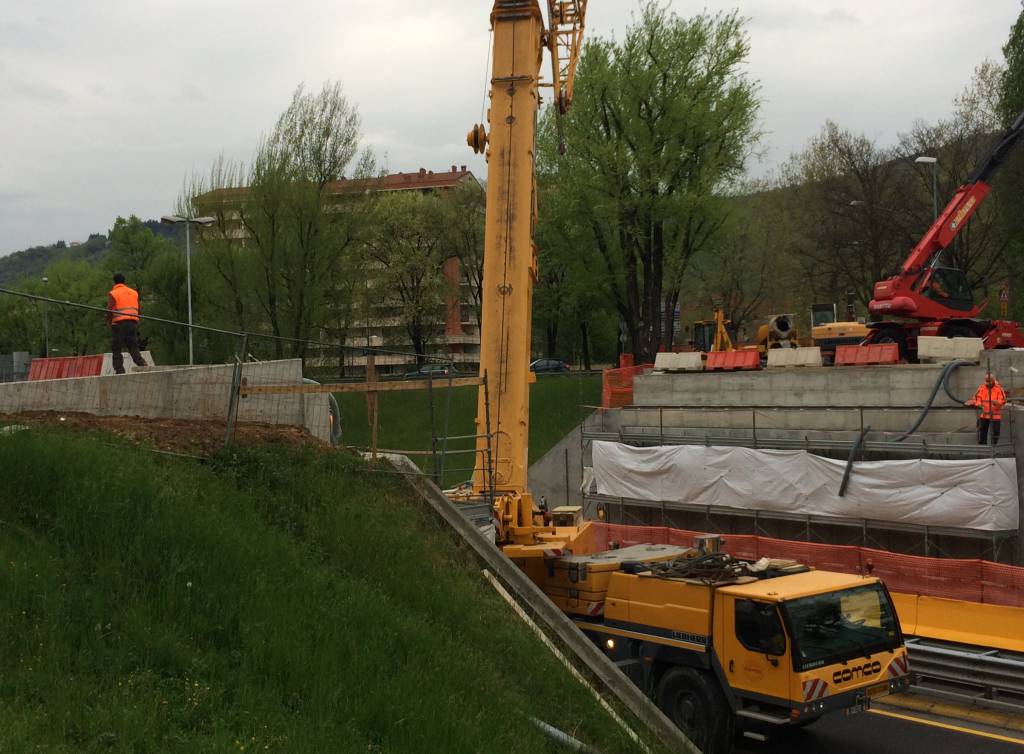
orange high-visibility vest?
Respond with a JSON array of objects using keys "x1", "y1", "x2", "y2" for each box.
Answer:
[
  {"x1": 969, "y1": 382, "x2": 1007, "y2": 420},
  {"x1": 109, "y1": 283, "x2": 140, "y2": 323}
]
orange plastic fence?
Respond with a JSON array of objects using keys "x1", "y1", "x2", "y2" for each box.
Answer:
[
  {"x1": 587, "y1": 522, "x2": 1024, "y2": 608},
  {"x1": 704, "y1": 350, "x2": 760, "y2": 371},
  {"x1": 601, "y1": 364, "x2": 652, "y2": 408},
  {"x1": 834, "y1": 343, "x2": 899, "y2": 366},
  {"x1": 28, "y1": 355, "x2": 104, "y2": 381}
]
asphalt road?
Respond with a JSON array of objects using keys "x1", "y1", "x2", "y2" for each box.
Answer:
[{"x1": 736, "y1": 707, "x2": 1024, "y2": 754}]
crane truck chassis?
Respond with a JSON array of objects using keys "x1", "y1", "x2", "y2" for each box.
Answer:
[{"x1": 514, "y1": 532, "x2": 910, "y2": 752}]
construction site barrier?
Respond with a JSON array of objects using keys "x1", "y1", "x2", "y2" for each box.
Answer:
[
  {"x1": 766, "y1": 346, "x2": 823, "y2": 368},
  {"x1": 586, "y1": 521, "x2": 1024, "y2": 652},
  {"x1": 28, "y1": 355, "x2": 104, "y2": 381},
  {"x1": 704, "y1": 350, "x2": 760, "y2": 371},
  {"x1": 653, "y1": 352, "x2": 703, "y2": 372},
  {"x1": 834, "y1": 343, "x2": 899, "y2": 366},
  {"x1": 917, "y1": 336, "x2": 984, "y2": 364},
  {"x1": 601, "y1": 364, "x2": 652, "y2": 408}
]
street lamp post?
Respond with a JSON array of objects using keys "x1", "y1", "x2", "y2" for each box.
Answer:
[
  {"x1": 915, "y1": 155, "x2": 938, "y2": 222},
  {"x1": 42, "y1": 276, "x2": 49, "y2": 358},
  {"x1": 160, "y1": 215, "x2": 215, "y2": 365}
]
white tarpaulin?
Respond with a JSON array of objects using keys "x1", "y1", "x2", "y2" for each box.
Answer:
[{"x1": 592, "y1": 441, "x2": 1018, "y2": 531}]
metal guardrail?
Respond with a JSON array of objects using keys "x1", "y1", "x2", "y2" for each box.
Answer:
[{"x1": 907, "y1": 637, "x2": 1024, "y2": 710}]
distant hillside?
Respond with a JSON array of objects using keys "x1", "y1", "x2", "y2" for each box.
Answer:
[
  {"x1": 0, "y1": 220, "x2": 181, "y2": 285},
  {"x1": 0, "y1": 234, "x2": 110, "y2": 285}
]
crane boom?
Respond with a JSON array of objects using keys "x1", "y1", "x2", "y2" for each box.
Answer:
[
  {"x1": 462, "y1": 0, "x2": 586, "y2": 545},
  {"x1": 870, "y1": 110, "x2": 1024, "y2": 319}
]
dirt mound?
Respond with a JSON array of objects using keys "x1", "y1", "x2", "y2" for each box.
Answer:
[{"x1": 0, "y1": 411, "x2": 320, "y2": 456}]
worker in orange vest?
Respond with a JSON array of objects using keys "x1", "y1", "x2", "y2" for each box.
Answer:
[
  {"x1": 107, "y1": 273, "x2": 147, "y2": 374},
  {"x1": 965, "y1": 372, "x2": 1007, "y2": 445}
]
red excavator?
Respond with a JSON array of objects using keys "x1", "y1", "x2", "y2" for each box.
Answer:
[{"x1": 866, "y1": 110, "x2": 1024, "y2": 358}]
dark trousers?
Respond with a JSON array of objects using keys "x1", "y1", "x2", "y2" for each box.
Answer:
[
  {"x1": 978, "y1": 417, "x2": 1001, "y2": 445},
  {"x1": 111, "y1": 320, "x2": 146, "y2": 374}
]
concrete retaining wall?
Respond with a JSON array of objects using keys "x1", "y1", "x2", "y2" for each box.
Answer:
[
  {"x1": 0, "y1": 359, "x2": 331, "y2": 442},
  {"x1": 634, "y1": 349, "x2": 1024, "y2": 409}
]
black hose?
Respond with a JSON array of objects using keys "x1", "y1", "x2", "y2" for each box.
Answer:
[{"x1": 893, "y1": 359, "x2": 972, "y2": 442}]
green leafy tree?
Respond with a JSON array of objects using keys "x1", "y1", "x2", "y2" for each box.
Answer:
[
  {"x1": 361, "y1": 192, "x2": 450, "y2": 362},
  {"x1": 106, "y1": 216, "x2": 173, "y2": 285},
  {"x1": 439, "y1": 180, "x2": 486, "y2": 331},
  {"x1": 998, "y1": 3, "x2": 1024, "y2": 318},
  {"x1": 240, "y1": 82, "x2": 373, "y2": 359},
  {"x1": 34, "y1": 260, "x2": 109, "y2": 356},
  {"x1": 778, "y1": 122, "x2": 917, "y2": 310},
  {"x1": 999, "y1": 3, "x2": 1024, "y2": 125},
  {"x1": 537, "y1": 3, "x2": 760, "y2": 361}
]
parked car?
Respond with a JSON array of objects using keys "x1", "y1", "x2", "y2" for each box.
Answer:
[
  {"x1": 402, "y1": 364, "x2": 464, "y2": 380},
  {"x1": 529, "y1": 358, "x2": 570, "y2": 373}
]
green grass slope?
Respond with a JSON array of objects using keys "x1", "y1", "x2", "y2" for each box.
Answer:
[
  {"x1": 0, "y1": 431, "x2": 639, "y2": 753},
  {"x1": 336, "y1": 374, "x2": 600, "y2": 486}
]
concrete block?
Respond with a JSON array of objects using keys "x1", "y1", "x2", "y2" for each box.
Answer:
[
  {"x1": 99, "y1": 351, "x2": 157, "y2": 376},
  {"x1": 918, "y1": 337, "x2": 984, "y2": 364},
  {"x1": 767, "y1": 347, "x2": 823, "y2": 368},
  {"x1": 673, "y1": 352, "x2": 704, "y2": 371},
  {"x1": 653, "y1": 352, "x2": 703, "y2": 372}
]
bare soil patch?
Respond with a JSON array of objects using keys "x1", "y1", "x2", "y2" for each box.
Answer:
[{"x1": 0, "y1": 411, "x2": 320, "y2": 456}]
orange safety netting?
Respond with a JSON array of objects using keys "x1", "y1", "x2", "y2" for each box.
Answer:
[
  {"x1": 601, "y1": 365, "x2": 652, "y2": 408},
  {"x1": 587, "y1": 522, "x2": 1024, "y2": 608}
]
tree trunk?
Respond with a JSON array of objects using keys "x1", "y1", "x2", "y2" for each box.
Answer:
[
  {"x1": 662, "y1": 290, "x2": 679, "y2": 351},
  {"x1": 580, "y1": 319, "x2": 591, "y2": 370},
  {"x1": 546, "y1": 321, "x2": 559, "y2": 358}
]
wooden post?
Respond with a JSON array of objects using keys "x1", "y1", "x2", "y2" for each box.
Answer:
[{"x1": 366, "y1": 352, "x2": 379, "y2": 460}]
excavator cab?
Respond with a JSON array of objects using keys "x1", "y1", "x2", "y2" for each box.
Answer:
[{"x1": 920, "y1": 267, "x2": 974, "y2": 311}]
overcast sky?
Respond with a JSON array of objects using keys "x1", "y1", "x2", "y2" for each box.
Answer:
[{"x1": 0, "y1": 0, "x2": 1019, "y2": 255}]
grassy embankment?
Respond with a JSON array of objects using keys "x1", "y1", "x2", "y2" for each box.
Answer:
[
  {"x1": 0, "y1": 429, "x2": 643, "y2": 753},
  {"x1": 336, "y1": 374, "x2": 601, "y2": 486}
]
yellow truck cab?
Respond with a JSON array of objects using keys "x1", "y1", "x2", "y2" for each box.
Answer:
[{"x1": 532, "y1": 542, "x2": 910, "y2": 753}]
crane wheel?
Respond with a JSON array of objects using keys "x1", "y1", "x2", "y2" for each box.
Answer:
[
  {"x1": 656, "y1": 667, "x2": 734, "y2": 754},
  {"x1": 873, "y1": 328, "x2": 907, "y2": 361}
]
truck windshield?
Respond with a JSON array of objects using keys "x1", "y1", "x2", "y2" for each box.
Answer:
[{"x1": 782, "y1": 583, "x2": 900, "y2": 670}]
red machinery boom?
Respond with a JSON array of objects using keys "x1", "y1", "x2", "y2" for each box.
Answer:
[{"x1": 867, "y1": 110, "x2": 1024, "y2": 351}]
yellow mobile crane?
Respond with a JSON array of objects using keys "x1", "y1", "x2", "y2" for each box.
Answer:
[{"x1": 454, "y1": 4, "x2": 909, "y2": 751}]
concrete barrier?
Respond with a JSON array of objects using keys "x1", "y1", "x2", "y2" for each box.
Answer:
[
  {"x1": 653, "y1": 352, "x2": 703, "y2": 372},
  {"x1": 766, "y1": 346, "x2": 823, "y2": 368},
  {"x1": 99, "y1": 351, "x2": 157, "y2": 375},
  {"x1": 918, "y1": 336, "x2": 984, "y2": 364},
  {"x1": 0, "y1": 359, "x2": 331, "y2": 442}
]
